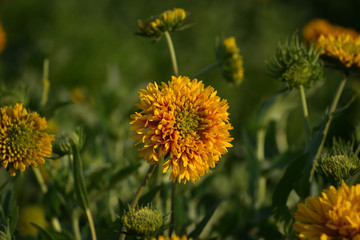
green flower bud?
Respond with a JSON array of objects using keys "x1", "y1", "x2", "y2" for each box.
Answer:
[
  {"x1": 316, "y1": 138, "x2": 360, "y2": 185},
  {"x1": 53, "y1": 129, "x2": 84, "y2": 156},
  {"x1": 267, "y1": 34, "x2": 323, "y2": 89},
  {"x1": 122, "y1": 206, "x2": 162, "y2": 237}
]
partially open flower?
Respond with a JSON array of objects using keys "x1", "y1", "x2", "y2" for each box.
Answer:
[
  {"x1": 0, "y1": 103, "x2": 54, "y2": 176},
  {"x1": 137, "y1": 8, "x2": 187, "y2": 39},
  {"x1": 217, "y1": 37, "x2": 244, "y2": 84}
]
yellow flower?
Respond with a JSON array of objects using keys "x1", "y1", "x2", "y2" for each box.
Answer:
[
  {"x1": 130, "y1": 76, "x2": 233, "y2": 183},
  {"x1": 217, "y1": 37, "x2": 244, "y2": 84},
  {"x1": 17, "y1": 205, "x2": 49, "y2": 236},
  {"x1": 0, "y1": 23, "x2": 6, "y2": 53},
  {"x1": 138, "y1": 8, "x2": 187, "y2": 38},
  {"x1": 293, "y1": 182, "x2": 360, "y2": 239},
  {"x1": 302, "y1": 18, "x2": 358, "y2": 44},
  {"x1": 316, "y1": 34, "x2": 360, "y2": 68},
  {"x1": 151, "y1": 234, "x2": 193, "y2": 240},
  {"x1": 0, "y1": 103, "x2": 54, "y2": 176}
]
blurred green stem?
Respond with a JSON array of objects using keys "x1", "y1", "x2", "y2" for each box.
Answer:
[
  {"x1": 72, "y1": 210, "x2": 81, "y2": 240},
  {"x1": 310, "y1": 75, "x2": 348, "y2": 180},
  {"x1": 192, "y1": 61, "x2": 221, "y2": 79},
  {"x1": 164, "y1": 31, "x2": 179, "y2": 76},
  {"x1": 299, "y1": 84, "x2": 311, "y2": 146},
  {"x1": 32, "y1": 168, "x2": 62, "y2": 232},
  {"x1": 255, "y1": 128, "x2": 266, "y2": 209},
  {"x1": 169, "y1": 181, "x2": 176, "y2": 235},
  {"x1": 86, "y1": 208, "x2": 97, "y2": 240},
  {"x1": 275, "y1": 113, "x2": 289, "y2": 153},
  {"x1": 119, "y1": 164, "x2": 157, "y2": 240},
  {"x1": 40, "y1": 59, "x2": 50, "y2": 109}
]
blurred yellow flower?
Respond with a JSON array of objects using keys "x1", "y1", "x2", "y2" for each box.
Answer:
[
  {"x1": 17, "y1": 205, "x2": 49, "y2": 236},
  {"x1": 0, "y1": 23, "x2": 6, "y2": 53},
  {"x1": 317, "y1": 34, "x2": 360, "y2": 68},
  {"x1": 302, "y1": 18, "x2": 358, "y2": 43},
  {"x1": 130, "y1": 76, "x2": 233, "y2": 183},
  {"x1": 217, "y1": 37, "x2": 244, "y2": 84},
  {"x1": 293, "y1": 182, "x2": 360, "y2": 239},
  {"x1": 71, "y1": 87, "x2": 86, "y2": 104},
  {"x1": 0, "y1": 103, "x2": 54, "y2": 176},
  {"x1": 151, "y1": 234, "x2": 193, "y2": 240},
  {"x1": 138, "y1": 8, "x2": 187, "y2": 38}
]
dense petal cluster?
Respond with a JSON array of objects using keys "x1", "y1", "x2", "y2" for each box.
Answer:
[
  {"x1": 130, "y1": 76, "x2": 233, "y2": 183},
  {"x1": 316, "y1": 34, "x2": 360, "y2": 68},
  {"x1": 302, "y1": 19, "x2": 358, "y2": 44},
  {"x1": 137, "y1": 8, "x2": 186, "y2": 38},
  {"x1": 151, "y1": 235, "x2": 193, "y2": 240},
  {"x1": 293, "y1": 182, "x2": 360, "y2": 239},
  {"x1": 0, "y1": 103, "x2": 54, "y2": 176},
  {"x1": 217, "y1": 37, "x2": 244, "y2": 84},
  {"x1": 0, "y1": 23, "x2": 6, "y2": 54}
]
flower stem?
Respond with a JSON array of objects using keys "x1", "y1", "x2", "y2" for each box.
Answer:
[
  {"x1": 40, "y1": 58, "x2": 50, "y2": 109},
  {"x1": 299, "y1": 84, "x2": 311, "y2": 146},
  {"x1": 119, "y1": 164, "x2": 157, "y2": 240},
  {"x1": 169, "y1": 181, "x2": 176, "y2": 235},
  {"x1": 86, "y1": 208, "x2": 97, "y2": 240},
  {"x1": 164, "y1": 31, "x2": 179, "y2": 77},
  {"x1": 192, "y1": 61, "x2": 221, "y2": 79},
  {"x1": 32, "y1": 167, "x2": 62, "y2": 232},
  {"x1": 309, "y1": 75, "x2": 348, "y2": 180},
  {"x1": 255, "y1": 128, "x2": 266, "y2": 209}
]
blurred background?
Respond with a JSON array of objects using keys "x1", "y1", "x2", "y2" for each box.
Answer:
[{"x1": 1, "y1": 0, "x2": 360, "y2": 239}]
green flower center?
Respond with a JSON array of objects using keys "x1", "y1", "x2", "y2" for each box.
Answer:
[
  {"x1": 176, "y1": 110, "x2": 199, "y2": 135},
  {"x1": 4, "y1": 124, "x2": 35, "y2": 160}
]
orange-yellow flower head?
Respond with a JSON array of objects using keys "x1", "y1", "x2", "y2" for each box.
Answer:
[
  {"x1": 0, "y1": 23, "x2": 6, "y2": 54},
  {"x1": 302, "y1": 18, "x2": 358, "y2": 44},
  {"x1": 151, "y1": 235, "x2": 193, "y2": 240},
  {"x1": 293, "y1": 182, "x2": 360, "y2": 239},
  {"x1": 0, "y1": 103, "x2": 54, "y2": 176},
  {"x1": 137, "y1": 8, "x2": 187, "y2": 39},
  {"x1": 316, "y1": 34, "x2": 360, "y2": 68},
  {"x1": 130, "y1": 76, "x2": 233, "y2": 183}
]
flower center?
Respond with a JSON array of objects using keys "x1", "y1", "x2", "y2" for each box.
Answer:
[
  {"x1": 176, "y1": 110, "x2": 199, "y2": 136},
  {"x1": 4, "y1": 124, "x2": 35, "y2": 160}
]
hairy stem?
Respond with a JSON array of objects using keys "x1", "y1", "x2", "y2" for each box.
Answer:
[{"x1": 164, "y1": 31, "x2": 179, "y2": 77}]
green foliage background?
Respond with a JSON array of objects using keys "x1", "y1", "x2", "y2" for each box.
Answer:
[{"x1": 1, "y1": 0, "x2": 360, "y2": 239}]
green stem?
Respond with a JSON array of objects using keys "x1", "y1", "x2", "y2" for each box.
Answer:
[
  {"x1": 299, "y1": 85, "x2": 311, "y2": 146},
  {"x1": 40, "y1": 59, "x2": 50, "y2": 109},
  {"x1": 192, "y1": 61, "x2": 221, "y2": 79},
  {"x1": 164, "y1": 31, "x2": 179, "y2": 77},
  {"x1": 255, "y1": 128, "x2": 266, "y2": 209},
  {"x1": 32, "y1": 168, "x2": 62, "y2": 232},
  {"x1": 169, "y1": 181, "x2": 176, "y2": 235},
  {"x1": 86, "y1": 208, "x2": 97, "y2": 240},
  {"x1": 72, "y1": 211, "x2": 81, "y2": 240},
  {"x1": 309, "y1": 75, "x2": 348, "y2": 180},
  {"x1": 119, "y1": 164, "x2": 157, "y2": 240}
]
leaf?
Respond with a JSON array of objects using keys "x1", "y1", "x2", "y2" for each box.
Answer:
[
  {"x1": 189, "y1": 197, "x2": 221, "y2": 239},
  {"x1": 71, "y1": 143, "x2": 89, "y2": 210},
  {"x1": 138, "y1": 185, "x2": 162, "y2": 206},
  {"x1": 31, "y1": 224, "x2": 55, "y2": 240},
  {"x1": 108, "y1": 163, "x2": 141, "y2": 188}
]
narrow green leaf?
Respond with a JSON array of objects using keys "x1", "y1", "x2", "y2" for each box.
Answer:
[
  {"x1": 31, "y1": 223, "x2": 55, "y2": 240},
  {"x1": 71, "y1": 143, "x2": 89, "y2": 210}
]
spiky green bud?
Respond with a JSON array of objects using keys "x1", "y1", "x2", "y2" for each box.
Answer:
[
  {"x1": 316, "y1": 138, "x2": 360, "y2": 185},
  {"x1": 266, "y1": 34, "x2": 323, "y2": 89},
  {"x1": 122, "y1": 206, "x2": 162, "y2": 237}
]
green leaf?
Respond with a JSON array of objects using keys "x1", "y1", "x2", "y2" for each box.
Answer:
[
  {"x1": 71, "y1": 143, "x2": 89, "y2": 210},
  {"x1": 31, "y1": 224, "x2": 56, "y2": 240},
  {"x1": 138, "y1": 185, "x2": 162, "y2": 206},
  {"x1": 189, "y1": 198, "x2": 221, "y2": 238}
]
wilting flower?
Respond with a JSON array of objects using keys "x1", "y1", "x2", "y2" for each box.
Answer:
[
  {"x1": 316, "y1": 34, "x2": 360, "y2": 68},
  {"x1": 137, "y1": 8, "x2": 187, "y2": 39},
  {"x1": 0, "y1": 103, "x2": 54, "y2": 176},
  {"x1": 130, "y1": 76, "x2": 233, "y2": 183},
  {"x1": 151, "y1": 235, "x2": 193, "y2": 240},
  {"x1": 267, "y1": 34, "x2": 323, "y2": 89},
  {"x1": 122, "y1": 206, "x2": 163, "y2": 237},
  {"x1": 293, "y1": 182, "x2": 360, "y2": 239},
  {"x1": 302, "y1": 18, "x2": 358, "y2": 44},
  {"x1": 0, "y1": 23, "x2": 6, "y2": 53},
  {"x1": 217, "y1": 37, "x2": 244, "y2": 84}
]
